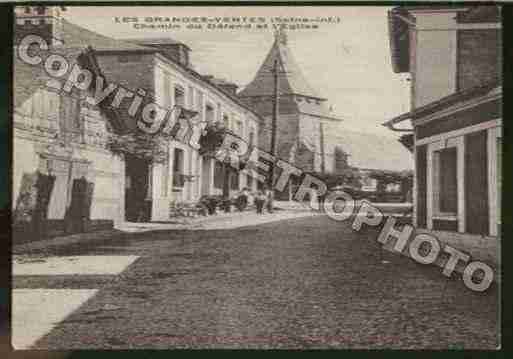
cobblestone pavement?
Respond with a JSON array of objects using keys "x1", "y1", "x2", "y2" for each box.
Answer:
[{"x1": 15, "y1": 216, "x2": 499, "y2": 349}]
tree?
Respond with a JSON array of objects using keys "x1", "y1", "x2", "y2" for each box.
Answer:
[
  {"x1": 311, "y1": 168, "x2": 362, "y2": 189},
  {"x1": 199, "y1": 122, "x2": 239, "y2": 208}
]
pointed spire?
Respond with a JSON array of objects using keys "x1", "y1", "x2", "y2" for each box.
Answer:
[
  {"x1": 238, "y1": 28, "x2": 324, "y2": 100},
  {"x1": 274, "y1": 26, "x2": 287, "y2": 45}
]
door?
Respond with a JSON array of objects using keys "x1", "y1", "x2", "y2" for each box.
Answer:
[{"x1": 125, "y1": 154, "x2": 151, "y2": 222}]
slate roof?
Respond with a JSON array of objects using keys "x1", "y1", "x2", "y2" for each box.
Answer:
[
  {"x1": 14, "y1": 19, "x2": 155, "y2": 110},
  {"x1": 59, "y1": 19, "x2": 153, "y2": 52},
  {"x1": 296, "y1": 99, "x2": 339, "y2": 121},
  {"x1": 238, "y1": 36, "x2": 325, "y2": 100},
  {"x1": 14, "y1": 19, "x2": 264, "y2": 125}
]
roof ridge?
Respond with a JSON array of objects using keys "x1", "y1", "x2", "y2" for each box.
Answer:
[{"x1": 60, "y1": 18, "x2": 155, "y2": 52}]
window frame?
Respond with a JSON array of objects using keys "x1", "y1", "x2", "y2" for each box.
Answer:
[
  {"x1": 205, "y1": 103, "x2": 215, "y2": 124},
  {"x1": 426, "y1": 136, "x2": 465, "y2": 231},
  {"x1": 172, "y1": 147, "x2": 185, "y2": 188},
  {"x1": 433, "y1": 147, "x2": 458, "y2": 217},
  {"x1": 174, "y1": 85, "x2": 185, "y2": 108}
]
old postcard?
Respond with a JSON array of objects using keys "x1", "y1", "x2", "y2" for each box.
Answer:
[{"x1": 11, "y1": 4, "x2": 501, "y2": 349}]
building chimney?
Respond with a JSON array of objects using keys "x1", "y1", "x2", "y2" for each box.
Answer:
[
  {"x1": 218, "y1": 83, "x2": 238, "y2": 96},
  {"x1": 204, "y1": 75, "x2": 238, "y2": 96},
  {"x1": 14, "y1": 6, "x2": 65, "y2": 46}
]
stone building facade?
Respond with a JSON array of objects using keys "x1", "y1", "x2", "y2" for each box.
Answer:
[
  {"x1": 12, "y1": 6, "x2": 261, "y2": 238},
  {"x1": 94, "y1": 37, "x2": 261, "y2": 221},
  {"x1": 13, "y1": 6, "x2": 129, "y2": 237}
]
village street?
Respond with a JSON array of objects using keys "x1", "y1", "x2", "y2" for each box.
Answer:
[{"x1": 13, "y1": 214, "x2": 498, "y2": 349}]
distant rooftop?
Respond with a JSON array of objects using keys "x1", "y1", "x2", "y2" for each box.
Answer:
[{"x1": 123, "y1": 37, "x2": 191, "y2": 51}]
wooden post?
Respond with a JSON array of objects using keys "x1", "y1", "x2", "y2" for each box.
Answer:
[{"x1": 269, "y1": 59, "x2": 280, "y2": 189}]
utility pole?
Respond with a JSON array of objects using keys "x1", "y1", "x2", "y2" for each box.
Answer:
[
  {"x1": 269, "y1": 58, "x2": 280, "y2": 189},
  {"x1": 320, "y1": 121, "x2": 326, "y2": 174}
]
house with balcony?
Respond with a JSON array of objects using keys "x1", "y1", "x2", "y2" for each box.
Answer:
[
  {"x1": 383, "y1": 6, "x2": 502, "y2": 245},
  {"x1": 93, "y1": 36, "x2": 261, "y2": 221}
]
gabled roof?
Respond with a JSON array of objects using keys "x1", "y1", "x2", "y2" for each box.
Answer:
[
  {"x1": 238, "y1": 35, "x2": 325, "y2": 100},
  {"x1": 14, "y1": 19, "x2": 153, "y2": 118},
  {"x1": 14, "y1": 18, "x2": 265, "y2": 127},
  {"x1": 14, "y1": 18, "x2": 155, "y2": 109},
  {"x1": 60, "y1": 19, "x2": 154, "y2": 52}
]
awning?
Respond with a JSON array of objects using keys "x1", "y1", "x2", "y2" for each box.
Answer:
[{"x1": 382, "y1": 80, "x2": 501, "y2": 131}]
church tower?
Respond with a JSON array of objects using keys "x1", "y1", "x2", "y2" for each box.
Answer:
[
  {"x1": 238, "y1": 29, "x2": 341, "y2": 176},
  {"x1": 14, "y1": 6, "x2": 65, "y2": 46}
]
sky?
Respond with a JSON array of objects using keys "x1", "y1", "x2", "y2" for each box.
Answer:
[{"x1": 64, "y1": 6, "x2": 411, "y2": 138}]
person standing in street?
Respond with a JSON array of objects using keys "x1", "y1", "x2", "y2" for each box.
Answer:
[
  {"x1": 265, "y1": 187, "x2": 274, "y2": 213},
  {"x1": 255, "y1": 190, "x2": 266, "y2": 214},
  {"x1": 236, "y1": 187, "x2": 249, "y2": 212}
]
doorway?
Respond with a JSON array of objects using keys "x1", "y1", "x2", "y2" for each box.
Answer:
[
  {"x1": 125, "y1": 153, "x2": 152, "y2": 222},
  {"x1": 201, "y1": 158, "x2": 212, "y2": 195}
]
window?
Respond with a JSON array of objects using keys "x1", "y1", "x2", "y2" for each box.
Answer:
[
  {"x1": 214, "y1": 160, "x2": 224, "y2": 189},
  {"x1": 188, "y1": 86, "x2": 194, "y2": 109},
  {"x1": 147, "y1": 164, "x2": 153, "y2": 200},
  {"x1": 205, "y1": 104, "x2": 214, "y2": 124},
  {"x1": 163, "y1": 75, "x2": 171, "y2": 109},
  {"x1": 435, "y1": 147, "x2": 458, "y2": 215},
  {"x1": 361, "y1": 177, "x2": 377, "y2": 191},
  {"x1": 172, "y1": 148, "x2": 184, "y2": 187},
  {"x1": 223, "y1": 114, "x2": 229, "y2": 129},
  {"x1": 196, "y1": 90, "x2": 203, "y2": 118},
  {"x1": 24, "y1": 7, "x2": 31, "y2": 14},
  {"x1": 174, "y1": 85, "x2": 185, "y2": 107},
  {"x1": 230, "y1": 168, "x2": 239, "y2": 190},
  {"x1": 249, "y1": 130, "x2": 255, "y2": 147},
  {"x1": 59, "y1": 94, "x2": 81, "y2": 132},
  {"x1": 161, "y1": 146, "x2": 169, "y2": 196},
  {"x1": 246, "y1": 174, "x2": 253, "y2": 189},
  {"x1": 385, "y1": 183, "x2": 401, "y2": 193},
  {"x1": 235, "y1": 120, "x2": 243, "y2": 137}
]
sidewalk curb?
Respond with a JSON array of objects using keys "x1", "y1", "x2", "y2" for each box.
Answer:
[{"x1": 13, "y1": 229, "x2": 126, "y2": 254}]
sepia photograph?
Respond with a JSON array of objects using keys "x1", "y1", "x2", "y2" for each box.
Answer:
[{"x1": 10, "y1": 3, "x2": 501, "y2": 350}]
